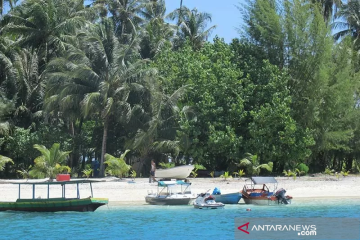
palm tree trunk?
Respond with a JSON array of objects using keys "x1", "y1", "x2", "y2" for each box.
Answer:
[
  {"x1": 99, "y1": 117, "x2": 109, "y2": 177},
  {"x1": 69, "y1": 121, "x2": 75, "y2": 168},
  {"x1": 179, "y1": 0, "x2": 183, "y2": 24}
]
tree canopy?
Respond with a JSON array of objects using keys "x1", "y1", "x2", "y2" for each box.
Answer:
[{"x1": 1, "y1": 0, "x2": 360, "y2": 179}]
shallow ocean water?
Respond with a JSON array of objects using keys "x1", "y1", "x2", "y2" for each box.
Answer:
[{"x1": 0, "y1": 198, "x2": 359, "y2": 240}]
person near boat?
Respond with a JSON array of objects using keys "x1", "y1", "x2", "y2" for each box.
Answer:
[{"x1": 149, "y1": 160, "x2": 156, "y2": 183}]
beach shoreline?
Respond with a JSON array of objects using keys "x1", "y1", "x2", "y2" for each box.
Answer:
[{"x1": 0, "y1": 175, "x2": 359, "y2": 204}]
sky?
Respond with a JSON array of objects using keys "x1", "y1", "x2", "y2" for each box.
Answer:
[
  {"x1": 2, "y1": 0, "x2": 243, "y2": 43},
  {"x1": 165, "y1": 0, "x2": 242, "y2": 43}
]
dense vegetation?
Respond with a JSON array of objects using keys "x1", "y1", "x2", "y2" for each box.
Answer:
[{"x1": 1, "y1": 0, "x2": 360, "y2": 178}]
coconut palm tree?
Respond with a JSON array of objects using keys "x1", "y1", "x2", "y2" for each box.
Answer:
[
  {"x1": 29, "y1": 143, "x2": 71, "y2": 180},
  {"x1": 2, "y1": 0, "x2": 95, "y2": 65},
  {"x1": 132, "y1": 85, "x2": 190, "y2": 165},
  {"x1": 333, "y1": 0, "x2": 360, "y2": 48},
  {"x1": 0, "y1": 36, "x2": 17, "y2": 96},
  {"x1": 0, "y1": 36, "x2": 18, "y2": 133},
  {"x1": 312, "y1": 0, "x2": 342, "y2": 22},
  {"x1": 45, "y1": 19, "x2": 156, "y2": 177},
  {"x1": 96, "y1": 0, "x2": 145, "y2": 43},
  {"x1": 0, "y1": 0, "x2": 19, "y2": 15},
  {"x1": 11, "y1": 48, "x2": 44, "y2": 128},
  {"x1": 168, "y1": 7, "x2": 216, "y2": 50},
  {"x1": 139, "y1": 0, "x2": 176, "y2": 58}
]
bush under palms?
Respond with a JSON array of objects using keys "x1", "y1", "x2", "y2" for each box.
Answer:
[
  {"x1": 239, "y1": 153, "x2": 273, "y2": 176},
  {"x1": 104, "y1": 150, "x2": 131, "y2": 178},
  {"x1": 29, "y1": 143, "x2": 71, "y2": 180}
]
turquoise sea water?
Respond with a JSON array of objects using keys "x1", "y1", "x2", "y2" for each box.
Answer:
[{"x1": 1, "y1": 198, "x2": 359, "y2": 240}]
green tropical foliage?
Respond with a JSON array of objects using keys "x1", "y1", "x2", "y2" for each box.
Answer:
[
  {"x1": 17, "y1": 165, "x2": 32, "y2": 179},
  {"x1": 239, "y1": 154, "x2": 273, "y2": 176},
  {"x1": 233, "y1": 169, "x2": 245, "y2": 178},
  {"x1": 1, "y1": 0, "x2": 360, "y2": 179},
  {"x1": 104, "y1": 150, "x2": 131, "y2": 178},
  {"x1": 0, "y1": 155, "x2": 13, "y2": 171},
  {"x1": 158, "y1": 162, "x2": 175, "y2": 169},
  {"x1": 82, "y1": 164, "x2": 93, "y2": 178},
  {"x1": 220, "y1": 171, "x2": 232, "y2": 180},
  {"x1": 168, "y1": 6, "x2": 216, "y2": 49},
  {"x1": 29, "y1": 143, "x2": 71, "y2": 179},
  {"x1": 297, "y1": 163, "x2": 310, "y2": 174},
  {"x1": 283, "y1": 169, "x2": 296, "y2": 180},
  {"x1": 130, "y1": 169, "x2": 136, "y2": 179},
  {"x1": 333, "y1": 1, "x2": 360, "y2": 47}
]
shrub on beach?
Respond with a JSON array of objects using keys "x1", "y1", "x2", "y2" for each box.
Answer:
[
  {"x1": 29, "y1": 143, "x2": 71, "y2": 180},
  {"x1": 296, "y1": 163, "x2": 309, "y2": 175},
  {"x1": 104, "y1": 150, "x2": 131, "y2": 178}
]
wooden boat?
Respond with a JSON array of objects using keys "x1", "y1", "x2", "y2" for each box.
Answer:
[
  {"x1": 145, "y1": 180, "x2": 195, "y2": 205},
  {"x1": 155, "y1": 165, "x2": 194, "y2": 179},
  {"x1": 241, "y1": 177, "x2": 292, "y2": 205},
  {"x1": 0, "y1": 180, "x2": 108, "y2": 212}
]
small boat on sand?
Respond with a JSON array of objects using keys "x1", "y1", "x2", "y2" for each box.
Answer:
[
  {"x1": 213, "y1": 192, "x2": 242, "y2": 204},
  {"x1": 155, "y1": 165, "x2": 194, "y2": 179},
  {"x1": 211, "y1": 187, "x2": 242, "y2": 204},
  {"x1": 193, "y1": 192, "x2": 225, "y2": 209},
  {"x1": 145, "y1": 180, "x2": 196, "y2": 205},
  {"x1": 241, "y1": 177, "x2": 292, "y2": 205},
  {"x1": 0, "y1": 180, "x2": 108, "y2": 212}
]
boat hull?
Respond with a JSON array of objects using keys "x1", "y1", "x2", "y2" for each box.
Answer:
[
  {"x1": 155, "y1": 165, "x2": 194, "y2": 179},
  {"x1": 0, "y1": 198, "x2": 108, "y2": 212},
  {"x1": 242, "y1": 191, "x2": 292, "y2": 205},
  {"x1": 242, "y1": 197, "x2": 292, "y2": 205},
  {"x1": 212, "y1": 192, "x2": 242, "y2": 204},
  {"x1": 145, "y1": 196, "x2": 193, "y2": 205}
]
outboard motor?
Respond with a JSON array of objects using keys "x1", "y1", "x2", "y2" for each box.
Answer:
[{"x1": 275, "y1": 188, "x2": 289, "y2": 204}]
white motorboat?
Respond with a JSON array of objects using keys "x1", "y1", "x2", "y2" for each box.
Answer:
[
  {"x1": 145, "y1": 180, "x2": 196, "y2": 205},
  {"x1": 155, "y1": 165, "x2": 194, "y2": 179},
  {"x1": 193, "y1": 192, "x2": 225, "y2": 209}
]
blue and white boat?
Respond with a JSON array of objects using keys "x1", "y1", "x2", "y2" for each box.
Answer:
[
  {"x1": 211, "y1": 187, "x2": 242, "y2": 204},
  {"x1": 145, "y1": 180, "x2": 196, "y2": 205}
]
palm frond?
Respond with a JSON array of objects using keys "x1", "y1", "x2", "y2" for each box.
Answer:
[{"x1": 0, "y1": 155, "x2": 14, "y2": 171}]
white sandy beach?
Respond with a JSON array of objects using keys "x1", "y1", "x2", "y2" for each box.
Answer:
[{"x1": 0, "y1": 175, "x2": 359, "y2": 204}]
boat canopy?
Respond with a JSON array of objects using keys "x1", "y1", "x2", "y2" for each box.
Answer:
[
  {"x1": 251, "y1": 177, "x2": 278, "y2": 184},
  {"x1": 6, "y1": 180, "x2": 103, "y2": 185},
  {"x1": 158, "y1": 180, "x2": 191, "y2": 187}
]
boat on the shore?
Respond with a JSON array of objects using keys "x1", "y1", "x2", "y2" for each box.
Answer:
[
  {"x1": 145, "y1": 180, "x2": 196, "y2": 205},
  {"x1": 155, "y1": 165, "x2": 194, "y2": 179},
  {"x1": 213, "y1": 192, "x2": 242, "y2": 204},
  {"x1": 0, "y1": 180, "x2": 108, "y2": 212},
  {"x1": 193, "y1": 192, "x2": 225, "y2": 209},
  {"x1": 211, "y1": 187, "x2": 242, "y2": 204},
  {"x1": 241, "y1": 177, "x2": 292, "y2": 205}
]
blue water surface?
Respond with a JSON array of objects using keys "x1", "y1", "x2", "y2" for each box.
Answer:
[{"x1": 1, "y1": 198, "x2": 359, "y2": 240}]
